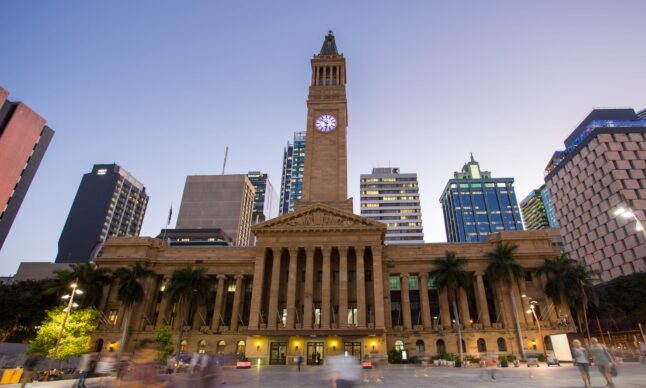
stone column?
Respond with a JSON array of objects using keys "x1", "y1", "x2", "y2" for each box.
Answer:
[
  {"x1": 474, "y1": 272, "x2": 491, "y2": 327},
  {"x1": 211, "y1": 274, "x2": 227, "y2": 331},
  {"x1": 321, "y1": 246, "x2": 332, "y2": 329},
  {"x1": 286, "y1": 247, "x2": 299, "y2": 329},
  {"x1": 303, "y1": 247, "x2": 315, "y2": 328},
  {"x1": 538, "y1": 273, "x2": 558, "y2": 324},
  {"x1": 372, "y1": 245, "x2": 386, "y2": 330},
  {"x1": 458, "y1": 287, "x2": 471, "y2": 327},
  {"x1": 400, "y1": 273, "x2": 412, "y2": 329},
  {"x1": 230, "y1": 275, "x2": 244, "y2": 332},
  {"x1": 339, "y1": 246, "x2": 349, "y2": 328},
  {"x1": 497, "y1": 282, "x2": 513, "y2": 328},
  {"x1": 248, "y1": 249, "x2": 266, "y2": 329},
  {"x1": 439, "y1": 289, "x2": 452, "y2": 328},
  {"x1": 356, "y1": 247, "x2": 366, "y2": 328},
  {"x1": 418, "y1": 273, "x2": 432, "y2": 329},
  {"x1": 267, "y1": 249, "x2": 282, "y2": 329}
]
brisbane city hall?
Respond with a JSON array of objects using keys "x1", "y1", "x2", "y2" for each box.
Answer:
[{"x1": 93, "y1": 32, "x2": 569, "y2": 366}]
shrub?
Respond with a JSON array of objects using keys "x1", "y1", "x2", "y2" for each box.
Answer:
[{"x1": 388, "y1": 348, "x2": 402, "y2": 364}]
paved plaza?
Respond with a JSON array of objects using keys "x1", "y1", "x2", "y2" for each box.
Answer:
[{"x1": 7, "y1": 362, "x2": 646, "y2": 388}]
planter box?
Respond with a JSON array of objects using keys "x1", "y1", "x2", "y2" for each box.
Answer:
[{"x1": 236, "y1": 361, "x2": 251, "y2": 369}]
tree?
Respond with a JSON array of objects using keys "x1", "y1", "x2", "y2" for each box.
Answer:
[
  {"x1": 166, "y1": 266, "x2": 212, "y2": 357},
  {"x1": 485, "y1": 242, "x2": 526, "y2": 360},
  {"x1": 594, "y1": 272, "x2": 646, "y2": 331},
  {"x1": 0, "y1": 280, "x2": 58, "y2": 342},
  {"x1": 28, "y1": 306, "x2": 99, "y2": 360},
  {"x1": 45, "y1": 263, "x2": 112, "y2": 308},
  {"x1": 154, "y1": 326, "x2": 174, "y2": 364},
  {"x1": 115, "y1": 263, "x2": 156, "y2": 360},
  {"x1": 429, "y1": 251, "x2": 472, "y2": 362}
]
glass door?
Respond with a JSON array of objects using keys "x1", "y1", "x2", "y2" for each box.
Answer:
[
  {"x1": 306, "y1": 342, "x2": 325, "y2": 365},
  {"x1": 344, "y1": 342, "x2": 362, "y2": 361},
  {"x1": 269, "y1": 342, "x2": 287, "y2": 365}
]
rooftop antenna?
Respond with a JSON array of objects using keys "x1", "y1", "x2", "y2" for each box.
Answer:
[{"x1": 222, "y1": 146, "x2": 229, "y2": 175}]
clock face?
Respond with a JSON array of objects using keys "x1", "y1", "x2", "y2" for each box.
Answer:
[{"x1": 315, "y1": 114, "x2": 337, "y2": 132}]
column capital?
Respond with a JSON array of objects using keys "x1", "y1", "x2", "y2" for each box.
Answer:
[
  {"x1": 475, "y1": 271, "x2": 486, "y2": 277},
  {"x1": 305, "y1": 246, "x2": 316, "y2": 254},
  {"x1": 419, "y1": 272, "x2": 429, "y2": 279},
  {"x1": 216, "y1": 274, "x2": 227, "y2": 280},
  {"x1": 288, "y1": 246, "x2": 300, "y2": 253},
  {"x1": 234, "y1": 274, "x2": 245, "y2": 280},
  {"x1": 400, "y1": 273, "x2": 410, "y2": 279},
  {"x1": 320, "y1": 246, "x2": 332, "y2": 255}
]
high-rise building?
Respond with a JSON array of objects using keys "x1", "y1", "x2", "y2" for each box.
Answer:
[
  {"x1": 176, "y1": 175, "x2": 255, "y2": 246},
  {"x1": 637, "y1": 108, "x2": 646, "y2": 120},
  {"x1": 440, "y1": 155, "x2": 524, "y2": 242},
  {"x1": 0, "y1": 87, "x2": 54, "y2": 251},
  {"x1": 520, "y1": 185, "x2": 559, "y2": 230},
  {"x1": 247, "y1": 171, "x2": 279, "y2": 224},
  {"x1": 56, "y1": 164, "x2": 148, "y2": 263},
  {"x1": 360, "y1": 167, "x2": 424, "y2": 244},
  {"x1": 279, "y1": 131, "x2": 306, "y2": 215},
  {"x1": 544, "y1": 108, "x2": 646, "y2": 282}
]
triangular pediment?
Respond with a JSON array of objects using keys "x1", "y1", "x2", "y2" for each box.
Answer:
[{"x1": 252, "y1": 202, "x2": 386, "y2": 234}]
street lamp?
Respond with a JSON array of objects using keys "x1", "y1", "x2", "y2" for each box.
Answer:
[
  {"x1": 47, "y1": 281, "x2": 83, "y2": 377},
  {"x1": 523, "y1": 295, "x2": 547, "y2": 358}
]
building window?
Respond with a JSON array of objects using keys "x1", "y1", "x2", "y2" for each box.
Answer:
[
  {"x1": 333, "y1": 271, "x2": 339, "y2": 282},
  {"x1": 198, "y1": 340, "x2": 207, "y2": 354},
  {"x1": 217, "y1": 340, "x2": 226, "y2": 355},
  {"x1": 408, "y1": 275, "x2": 419, "y2": 290},
  {"x1": 348, "y1": 271, "x2": 356, "y2": 281},
  {"x1": 524, "y1": 271, "x2": 533, "y2": 282},
  {"x1": 314, "y1": 308, "x2": 321, "y2": 327},
  {"x1": 395, "y1": 340, "x2": 405, "y2": 351},
  {"x1": 227, "y1": 279, "x2": 236, "y2": 292},
  {"x1": 107, "y1": 309, "x2": 118, "y2": 325},
  {"x1": 365, "y1": 270, "x2": 372, "y2": 281},
  {"x1": 237, "y1": 340, "x2": 245, "y2": 355},
  {"x1": 436, "y1": 339, "x2": 446, "y2": 355},
  {"x1": 317, "y1": 271, "x2": 322, "y2": 282},
  {"x1": 477, "y1": 338, "x2": 487, "y2": 352},
  {"x1": 497, "y1": 338, "x2": 507, "y2": 352},
  {"x1": 347, "y1": 307, "x2": 358, "y2": 326},
  {"x1": 281, "y1": 308, "x2": 287, "y2": 327},
  {"x1": 389, "y1": 276, "x2": 401, "y2": 291},
  {"x1": 180, "y1": 340, "x2": 188, "y2": 353},
  {"x1": 416, "y1": 340, "x2": 425, "y2": 354}
]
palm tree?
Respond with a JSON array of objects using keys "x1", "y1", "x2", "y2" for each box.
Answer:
[
  {"x1": 115, "y1": 263, "x2": 156, "y2": 360},
  {"x1": 45, "y1": 263, "x2": 112, "y2": 308},
  {"x1": 538, "y1": 253, "x2": 597, "y2": 341},
  {"x1": 166, "y1": 266, "x2": 212, "y2": 358},
  {"x1": 485, "y1": 242, "x2": 526, "y2": 360},
  {"x1": 429, "y1": 251, "x2": 472, "y2": 362}
]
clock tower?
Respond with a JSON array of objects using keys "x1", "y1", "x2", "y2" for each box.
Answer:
[{"x1": 297, "y1": 31, "x2": 353, "y2": 213}]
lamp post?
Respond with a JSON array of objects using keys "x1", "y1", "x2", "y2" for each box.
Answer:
[
  {"x1": 47, "y1": 282, "x2": 83, "y2": 377},
  {"x1": 523, "y1": 296, "x2": 547, "y2": 358}
]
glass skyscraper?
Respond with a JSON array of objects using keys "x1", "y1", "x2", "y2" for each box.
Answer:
[
  {"x1": 440, "y1": 155, "x2": 524, "y2": 242},
  {"x1": 520, "y1": 184, "x2": 558, "y2": 230},
  {"x1": 279, "y1": 131, "x2": 306, "y2": 215}
]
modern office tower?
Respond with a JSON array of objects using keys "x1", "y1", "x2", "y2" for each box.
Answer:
[
  {"x1": 176, "y1": 175, "x2": 255, "y2": 246},
  {"x1": 247, "y1": 172, "x2": 279, "y2": 224},
  {"x1": 279, "y1": 131, "x2": 306, "y2": 215},
  {"x1": 440, "y1": 155, "x2": 524, "y2": 242},
  {"x1": 544, "y1": 108, "x2": 646, "y2": 282},
  {"x1": 359, "y1": 167, "x2": 424, "y2": 244},
  {"x1": 520, "y1": 184, "x2": 559, "y2": 230},
  {"x1": 56, "y1": 164, "x2": 148, "y2": 263},
  {"x1": 0, "y1": 87, "x2": 54, "y2": 251}
]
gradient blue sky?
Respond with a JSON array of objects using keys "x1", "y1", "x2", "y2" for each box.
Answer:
[{"x1": 1, "y1": 1, "x2": 645, "y2": 275}]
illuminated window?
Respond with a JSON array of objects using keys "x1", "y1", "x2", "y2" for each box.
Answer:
[
  {"x1": 347, "y1": 307, "x2": 358, "y2": 325},
  {"x1": 395, "y1": 340, "x2": 405, "y2": 351},
  {"x1": 97, "y1": 169, "x2": 108, "y2": 175},
  {"x1": 108, "y1": 309, "x2": 118, "y2": 325},
  {"x1": 227, "y1": 280, "x2": 236, "y2": 292},
  {"x1": 198, "y1": 340, "x2": 207, "y2": 354}
]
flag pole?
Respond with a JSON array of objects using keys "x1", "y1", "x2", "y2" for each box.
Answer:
[{"x1": 162, "y1": 203, "x2": 172, "y2": 242}]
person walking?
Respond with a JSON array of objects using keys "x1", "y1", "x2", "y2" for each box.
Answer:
[
  {"x1": 296, "y1": 354, "x2": 303, "y2": 372},
  {"x1": 572, "y1": 340, "x2": 591, "y2": 387},
  {"x1": 589, "y1": 338, "x2": 616, "y2": 387},
  {"x1": 75, "y1": 353, "x2": 94, "y2": 388}
]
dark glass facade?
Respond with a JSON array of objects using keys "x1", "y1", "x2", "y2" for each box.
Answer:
[
  {"x1": 279, "y1": 131, "x2": 306, "y2": 215},
  {"x1": 440, "y1": 157, "x2": 523, "y2": 242}
]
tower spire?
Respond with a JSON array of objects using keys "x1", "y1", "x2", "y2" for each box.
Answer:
[
  {"x1": 319, "y1": 30, "x2": 339, "y2": 56},
  {"x1": 470, "y1": 152, "x2": 475, "y2": 163}
]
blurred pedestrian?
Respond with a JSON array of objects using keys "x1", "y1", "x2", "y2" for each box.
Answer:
[
  {"x1": 19, "y1": 353, "x2": 40, "y2": 388},
  {"x1": 590, "y1": 338, "x2": 616, "y2": 388},
  {"x1": 75, "y1": 353, "x2": 95, "y2": 388},
  {"x1": 572, "y1": 340, "x2": 591, "y2": 388},
  {"x1": 296, "y1": 354, "x2": 303, "y2": 372},
  {"x1": 120, "y1": 339, "x2": 168, "y2": 388}
]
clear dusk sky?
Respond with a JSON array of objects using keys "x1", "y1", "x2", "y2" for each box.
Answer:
[{"x1": 1, "y1": 1, "x2": 645, "y2": 275}]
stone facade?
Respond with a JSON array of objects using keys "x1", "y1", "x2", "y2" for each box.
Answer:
[{"x1": 545, "y1": 131, "x2": 646, "y2": 282}]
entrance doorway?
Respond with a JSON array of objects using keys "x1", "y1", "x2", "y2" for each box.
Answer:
[
  {"x1": 344, "y1": 342, "x2": 361, "y2": 361},
  {"x1": 269, "y1": 342, "x2": 287, "y2": 365},
  {"x1": 307, "y1": 342, "x2": 324, "y2": 365}
]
